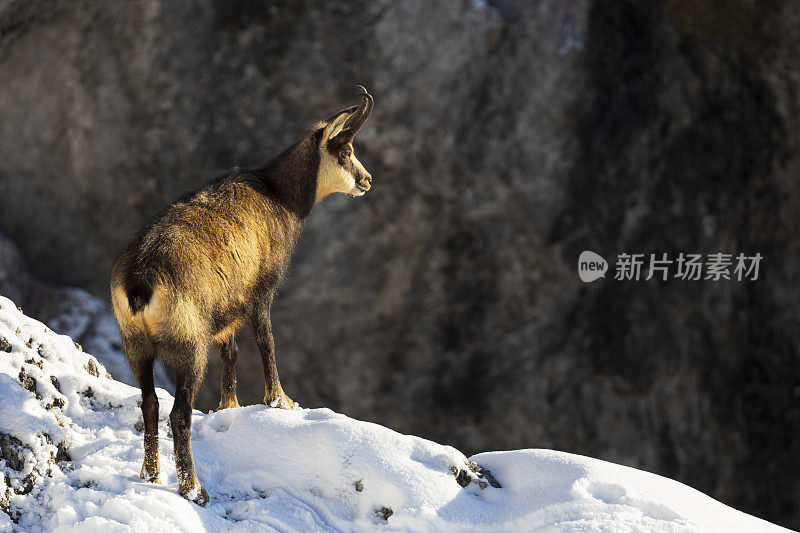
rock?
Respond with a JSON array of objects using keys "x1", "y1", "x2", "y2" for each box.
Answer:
[
  {"x1": 375, "y1": 506, "x2": 393, "y2": 521},
  {"x1": 24, "y1": 358, "x2": 42, "y2": 369},
  {"x1": 0, "y1": 434, "x2": 26, "y2": 472},
  {"x1": 0, "y1": 487, "x2": 9, "y2": 516},
  {"x1": 454, "y1": 461, "x2": 502, "y2": 489},
  {"x1": 468, "y1": 461, "x2": 501, "y2": 489},
  {"x1": 55, "y1": 441, "x2": 70, "y2": 463},
  {"x1": 84, "y1": 359, "x2": 99, "y2": 377},
  {"x1": 18, "y1": 368, "x2": 38, "y2": 398},
  {"x1": 17, "y1": 474, "x2": 34, "y2": 496}
]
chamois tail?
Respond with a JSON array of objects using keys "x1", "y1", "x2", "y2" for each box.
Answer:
[{"x1": 125, "y1": 276, "x2": 153, "y2": 315}]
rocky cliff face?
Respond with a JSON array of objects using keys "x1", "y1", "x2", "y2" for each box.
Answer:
[{"x1": 1, "y1": 0, "x2": 799, "y2": 527}]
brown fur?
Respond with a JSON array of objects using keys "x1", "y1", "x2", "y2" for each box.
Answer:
[{"x1": 110, "y1": 88, "x2": 374, "y2": 505}]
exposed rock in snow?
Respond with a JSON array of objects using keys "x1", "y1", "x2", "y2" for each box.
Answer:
[{"x1": 0, "y1": 296, "x2": 788, "y2": 532}]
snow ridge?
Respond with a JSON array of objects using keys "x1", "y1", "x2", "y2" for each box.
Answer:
[{"x1": 0, "y1": 296, "x2": 789, "y2": 532}]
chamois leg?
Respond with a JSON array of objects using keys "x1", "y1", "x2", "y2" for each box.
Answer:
[
  {"x1": 216, "y1": 334, "x2": 241, "y2": 410},
  {"x1": 124, "y1": 334, "x2": 161, "y2": 484},
  {"x1": 169, "y1": 354, "x2": 209, "y2": 506},
  {"x1": 252, "y1": 297, "x2": 297, "y2": 409}
]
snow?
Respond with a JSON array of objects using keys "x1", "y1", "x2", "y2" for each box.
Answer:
[{"x1": 0, "y1": 295, "x2": 789, "y2": 532}]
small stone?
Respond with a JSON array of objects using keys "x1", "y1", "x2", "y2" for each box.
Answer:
[
  {"x1": 455, "y1": 469, "x2": 471, "y2": 487},
  {"x1": 18, "y1": 369, "x2": 39, "y2": 398},
  {"x1": 55, "y1": 441, "x2": 70, "y2": 463},
  {"x1": 74, "y1": 342, "x2": 83, "y2": 352},
  {"x1": 18, "y1": 473, "x2": 35, "y2": 495},
  {"x1": 25, "y1": 358, "x2": 43, "y2": 369},
  {"x1": 50, "y1": 376, "x2": 61, "y2": 392},
  {"x1": 0, "y1": 487, "x2": 9, "y2": 514},
  {"x1": 85, "y1": 359, "x2": 99, "y2": 377},
  {"x1": 0, "y1": 433, "x2": 27, "y2": 471},
  {"x1": 354, "y1": 479, "x2": 364, "y2": 492},
  {"x1": 375, "y1": 506, "x2": 393, "y2": 521},
  {"x1": 0, "y1": 337, "x2": 11, "y2": 353},
  {"x1": 468, "y1": 462, "x2": 502, "y2": 488}
]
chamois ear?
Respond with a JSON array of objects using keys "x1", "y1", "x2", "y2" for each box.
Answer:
[
  {"x1": 322, "y1": 106, "x2": 359, "y2": 141},
  {"x1": 322, "y1": 86, "x2": 374, "y2": 143}
]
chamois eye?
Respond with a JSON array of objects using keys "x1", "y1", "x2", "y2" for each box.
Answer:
[{"x1": 339, "y1": 150, "x2": 351, "y2": 160}]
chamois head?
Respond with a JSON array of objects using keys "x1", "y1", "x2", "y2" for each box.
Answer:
[{"x1": 314, "y1": 86, "x2": 374, "y2": 202}]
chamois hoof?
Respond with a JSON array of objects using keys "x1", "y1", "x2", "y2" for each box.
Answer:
[
  {"x1": 181, "y1": 485, "x2": 210, "y2": 507},
  {"x1": 215, "y1": 399, "x2": 241, "y2": 411},
  {"x1": 265, "y1": 393, "x2": 300, "y2": 410},
  {"x1": 139, "y1": 468, "x2": 161, "y2": 484}
]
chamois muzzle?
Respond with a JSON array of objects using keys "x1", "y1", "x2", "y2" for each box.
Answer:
[
  {"x1": 338, "y1": 85, "x2": 373, "y2": 140},
  {"x1": 355, "y1": 172, "x2": 373, "y2": 193}
]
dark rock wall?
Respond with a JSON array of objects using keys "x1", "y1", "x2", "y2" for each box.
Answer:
[{"x1": 1, "y1": 0, "x2": 798, "y2": 527}]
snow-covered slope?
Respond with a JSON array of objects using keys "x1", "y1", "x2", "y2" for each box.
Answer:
[{"x1": 0, "y1": 296, "x2": 788, "y2": 532}]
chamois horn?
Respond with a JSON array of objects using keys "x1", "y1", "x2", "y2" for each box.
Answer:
[{"x1": 338, "y1": 85, "x2": 373, "y2": 139}]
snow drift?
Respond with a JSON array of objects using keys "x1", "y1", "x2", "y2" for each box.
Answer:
[{"x1": 0, "y1": 295, "x2": 788, "y2": 532}]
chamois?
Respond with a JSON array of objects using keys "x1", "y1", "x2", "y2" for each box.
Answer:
[{"x1": 110, "y1": 87, "x2": 374, "y2": 505}]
